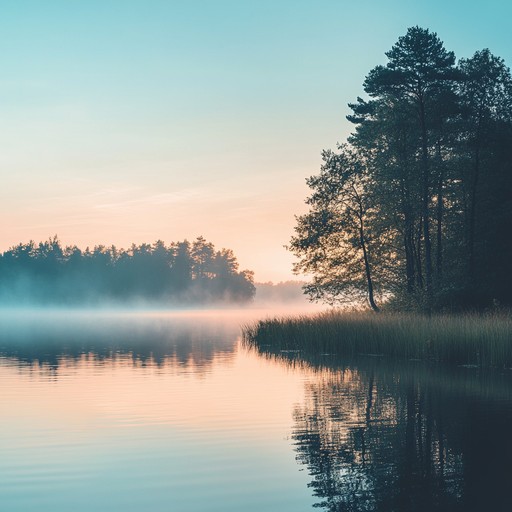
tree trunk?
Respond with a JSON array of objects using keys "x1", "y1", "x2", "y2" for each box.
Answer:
[
  {"x1": 419, "y1": 99, "x2": 433, "y2": 310},
  {"x1": 405, "y1": 228, "x2": 416, "y2": 294},
  {"x1": 401, "y1": 173, "x2": 416, "y2": 294},
  {"x1": 415, "y1": 216, "x2": 424, "y2": 290},
  {"x1": 468, "y1": 145, "x2": 480, "y2": 279},
  {"x1": 436, "y1": 144, "x2": 444, "y2": 279},
  {"x1": 358, "y1": 207, "x2": 379, "y2": 312}
]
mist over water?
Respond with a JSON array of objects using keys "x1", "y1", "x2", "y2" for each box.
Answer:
[
  {"x1": 0, "y1": 310, "x2": 238, "y2": 373},
  {"x1": 0, "y1": 309, "x2": 319, "y2": 512},
  {"x1": 2, "y1": 308, "x2": 510, "y2": 511}
]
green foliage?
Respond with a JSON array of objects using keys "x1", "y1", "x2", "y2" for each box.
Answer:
[
  {"x1": 291, "y1": 27, "x2": 512, "y2": 311},
  {"x1": 289, "y1": 146, "x2": 385, "y2": 309},
  {"x1": 0, "y1": 236, "x2": 255, "y2": 305}
]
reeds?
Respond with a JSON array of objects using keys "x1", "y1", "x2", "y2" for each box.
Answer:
[{"x1": 242, "y1": 310, "x2": 512, "y2": 367}]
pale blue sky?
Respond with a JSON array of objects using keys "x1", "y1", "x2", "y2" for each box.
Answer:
[{"x1": 1, "y1": 1, "x2": 511, "y2": 281}]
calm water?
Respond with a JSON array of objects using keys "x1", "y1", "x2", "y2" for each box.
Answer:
[{"x1": 1, "y1": 310, "x2": 511, "y2": 511}]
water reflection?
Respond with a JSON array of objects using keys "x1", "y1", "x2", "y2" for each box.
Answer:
[
  {"x1": 3, "y1": 311, "x2": 512, "y2": 511},
  {"x1": 0, "y1": 310, "x2": 317, "y2": 512},
  {"x1": 0, "y1": 311, "x2": 239, "y2": 375},
  {"x1": 255, "y1": 348, "x2": 512, "y2": 512}
]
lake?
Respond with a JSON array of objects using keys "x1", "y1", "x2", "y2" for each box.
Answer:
[{"x1": 1, "y1": 309, "x2": 511, "y2": 511}]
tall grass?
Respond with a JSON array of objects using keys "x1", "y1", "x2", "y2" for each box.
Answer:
[{"x1": 242, "y1": 310, "x2": 512, "y2": 367}]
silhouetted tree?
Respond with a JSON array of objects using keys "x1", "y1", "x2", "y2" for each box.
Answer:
[
  {"x1": 289, "y1": 146, "x2": 384, "y2": 310},
  {"x1": 292, "y1": 27, "x2": 512, "y2": 311}
]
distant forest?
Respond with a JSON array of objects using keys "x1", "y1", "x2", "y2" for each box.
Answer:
[
  {"x1": 0, "y1": 236, "x2": 255, "y2": 305},
  {"x1": 290, "y1": 27, "x2": 512, "y2": 312}
]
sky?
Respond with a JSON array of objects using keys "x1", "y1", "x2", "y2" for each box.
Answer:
[{"x1": 1, "y1": 0, "x2": 511, "y2": 282}]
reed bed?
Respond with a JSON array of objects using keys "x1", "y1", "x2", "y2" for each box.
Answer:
[{"x1": 242, "y1": 310, "x2": 512, "y2": 367}]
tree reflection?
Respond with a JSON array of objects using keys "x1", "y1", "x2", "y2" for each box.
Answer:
[{"x1": 261, "y1": 350, "x2": 512, "y2": 511}]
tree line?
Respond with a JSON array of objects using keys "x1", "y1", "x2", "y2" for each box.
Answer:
[
  {"x1": 290, "y1": 27, "x2": 512, "y2": 311},
  {"x1": 0, "y1": 235, "x2": 255, "y2": 304}
]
